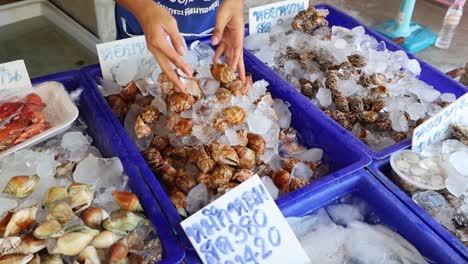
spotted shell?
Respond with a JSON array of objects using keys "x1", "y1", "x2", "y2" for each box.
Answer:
[
  {"x1": 247, "y1": 133, "x2": 266, "y2": 158},
  {"x1": 158, "y1": 73, "x2": 175, "y2": 96},
  {"x1": 358, "y1": 111, "x2": 379, "y2": 123},
  {"x1": 174, "y1": 118, "x2": 193, "y2": 137},
  {"x1": 151, "y1": 136, "x2": 169, "y2": 150},
  {"x1": 282, "y1": 158, "x2": 300, "y2": 172},
  {"x1": 175, "y1": 170, "x2": 197, "y2": 194},
  {"x1": 233, "y1": 146, "x2": 256, "y2": 169},
  {"x1": 347, "y1": 54, "x2": 367, "y2": 68},
  {"x1": 324, "y1": 72, "x2": 338, "y2": 90},
  {"x1": 348, "y1": 96, "x2": 364, "y2": 113},
  {"x1": 217, "y1": 181, "x2": 240, "y2": 194},
  {"x1": 273, "y1": 170, "x2": 291, "y2": 192},
  {"x1": 211, "y1": 64, "x2": 236, "y2": 84},
  {"x1": 194, "y1": 148, "x2": 216, "y2": 173},
  {"x1": 233, "y1": 169, "x2": 254, "y2": 182},
  {"x1": 222, "y1": 106, "x2": 247, "y2": 126},
  {"x1": 289, "y1": 178, "x2": 309, "y2": 192},
  {"x1": 371, "y1": 99, "x2": 386, "y2": 112},
  {"x1": 215, "y1": 88, "x2": 233, "y2": 104},
  {"x1": 168, "y1": 93, "x2": 196, "y2": 113},
  {"x1": 196, "y1": 172, "x2": 214, "y2": 189},
  {"x1": 134, "y1": 116, "x2": 152, "y2": 139},
  {"x1": 213, "y1": 116, "x2": 232, "y2": 133},
  {"x1": 256, "y1": 163, "x2": 273, "y2": 177},
  {"x1": 139, "y1": 106, "x2": 160, "y2": 124},
  {"x1": 142, "y1": 147, "x2": 162, "y2": 171},
  {"x1": 331, "y1": 89, "x2": 350, "y2": 113},
  {"x1": 358, "y1": 75, "x2": 372, "y2": 87},
  {"x1": 370, "y1": 73, "x2": 387, "y2": 86},
  {"x1": 211, "y1": 164, "x2": 234, "y2": 188}
]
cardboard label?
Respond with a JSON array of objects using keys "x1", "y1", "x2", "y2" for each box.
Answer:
[
  {"x1": 412, "y1": 93, "x2": 468, "y2": 152},
  {"x1": 249, "y1": 0, "x2": 308, "y2": 34},
  {"x1": 0, "y1": 60, "x2": 32, "y2": 93},
  {"x1": 96, "y1": 36, "x2": 156, "y2": 81},
  {"x1": 181, "y1": 175, "x2": 310, "y2": 264}
]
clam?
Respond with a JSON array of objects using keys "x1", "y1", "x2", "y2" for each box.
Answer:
[
  {"x1": 158, "y1": 73, "x2": 175, "y2": 96},
  {"x1": 175, "y1": 170, "x2": 197, "y2": 194},
  {"x1": 213, "y1": 116, "x2": 232, "y2": 133},
  {"x1": 0, "y1": 254, "x2": 33, "y2": 264},
  {"x1": 106, "y1": 238, "x2": 128, "y2": 264},
  {"x1": 211, "y1": 164, "x2": 234, "y2": 188},
  {"x1": 140, "y1": 105, "x2": 160, "y2": 124},
  {"x1": 0, "y1": 211, "x2": 13, "y2": 235},
  {"x1": 233, "y1": 146, "x2": 256, "y2": 169},
  {"x1": 4, "y1": 205, "x2": 38, "y2": 237},
  {"x1": 289, "y1": 178, "x2": 309, "y2": 192},
  {"x1": 151, "y1": 135, "x2": 169, "y2": 150},
  {"x1": 33, "y1": 219, "x2": 62, "y2": 239},
  {"x1": 158, "y1": 164, "x2": 177, "y2": 186},
  {"x1": 51, "y1": 227, "x2": 99, "y2": 256},
  {"x1": 81, "y1": 207, "x2": 110, "y2": 229},
  {"x1": 103, "y1": 211, "x2": 142, "y2": 236},
  {"x1": 13, "y1": 235, "x2": 45, "y2": 254},
  {"x1": 2, "y1": 175, "x2": 40, "y2": 199},
  {"x1": 79, "y1": 245, "x2": 101, "y2": 264},
  {"x1": 255, "y1": 163, "x2": 273, "y2": 177},
  {"x1": 282, "y1": 158, "x2": 300, "y2": 172},
  {"x1": 211, "y1": 64, "x2": 236, "y2": 84},
  {"x1": 196, "y1": 153, "x2": 216, "y2": 174},
  {"x1": 135, "y1": 115, "x2": 152, "y2": 139},
  {"x1": 222, "y1": 106, "x2": 247, "y2": 126},
  {"x1": 91, "y1": 230, "x2": 123, "y2": 249},
  {"x1": 227, "y1": 78, "x2": 246, "y2": 96},
  {"x1": 215, "y1": 88, "x2": 233, "y2": 104},
  {"x1": 247, "y1": 133, "x2": 266, "y2": 157},
  {"x1": 348, "y1": 96, "x2": 364, "y2": 113},
  {"x1": 120, "y1": 81, "x2": 137, "y2": 102},
  {"x1": 41, "y1": 255, "x2": 64, "y2": 264},
  {"x1": 273, "y1": 170, "x2": 291, "y2": 192},
  {"x1": 325, "y1": 72, "x2": 338, "y2": 90},
  {"x1": 55, "y1": 162, "x2": 76, "y2": 179},
  {"x1": 112, "y1": 191, "x2": 143, "y2": 212},
  {"x1": 68, "y1": 183, "x2": 95, "y2": 213},
  {"x1": 358, "y1": 111, "x2": 379, "y2": 123},
  {"x1": 43, "y1": 187, "x2": 68, "y2": 208},
  {"x1": 168, "y1": 93, "x2": 195, "y2": 113},
  {"x1": 174, "y1": 118, "x2": 193, "y2": 137},
  {"x1": 169, "y1": 189, "x2": 187, "y2": 216},
  {"x1": 47, "y1": 201, "x2": 74, "y2": 224},
  {"x1": 209, "y1": 142, "x2": 239, "y2": 166},
  {"x1": 28, "y1": 254, "x2": 40, "y2": 264},
  {"x1": 0, "y1": 237, "x2": 21, "y2": 255},
  {"x1": 233, "y1": 169, "x2": 254, "y2": 182}
]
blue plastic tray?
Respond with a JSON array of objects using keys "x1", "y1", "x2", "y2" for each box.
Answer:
[
  {"x1": 31, "y1": 71, "x2": 185, "y2": 264},
  {"x1": 279, "y1": 169, "x2": 466, "y2": 263},
  {"x1": 244, "y1": 3, "x2": 468, "y2": 160},
  {"x1": 80, "y1": 61, "x2": 371, "y2": 256},
  {"x1": 368, "y1": 156, "x2": 468, "y2": 260}
]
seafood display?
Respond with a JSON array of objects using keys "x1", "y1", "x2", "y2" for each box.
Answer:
[
  {"x1": 390, "y1": 124, "x2": 468, "y2": 245},
  {"x1": 97, "y1": 42, "x2": 328, "y2": 216},
  {"x1": 245, "y1": 6, "x2": 457, "y2": 150},
  {"x1": 287, "y1": 196, "x2": 428, "y2": 263},
  {"x1": 0, "y1": 93, "x2": 51, "y2": 151},
  {"x1": 0, "y1": 119, "x2": 162, "y2": 263}
]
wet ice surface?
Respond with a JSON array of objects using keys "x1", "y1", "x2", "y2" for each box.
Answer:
[
  {"x1": 287, "y1": 196, "x2": 428, "y2": 264},
  {"x1": 246, "y1": 12, "x2": 456, "y2": 151}
]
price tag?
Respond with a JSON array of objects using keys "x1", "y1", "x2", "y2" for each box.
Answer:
[
  {"x1": 96, "y1": 36, "x2": 155, "y2": 81},
  {"x1": 0, "y1": 60, "x2": 32, "y2": 94},
  {"x1": 249, "y1": 0, "x2": 308, "y2": 34},
  {"x1": 412, "y1": 93, "x2": 468, "y2": 152},
  {"x1": 181, "y1": 175, "x2": 310, "y2": 264}
]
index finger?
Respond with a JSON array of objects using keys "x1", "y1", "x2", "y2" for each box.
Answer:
[{"x1": 150, "y1": 47, "x2": 186, "y2": 92}]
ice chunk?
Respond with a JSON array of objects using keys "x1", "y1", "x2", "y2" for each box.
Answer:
[
  {"x1": 186, "y1": 183, "x2": 209, "y2": 214},
  {"x1": 316, "y1": 88, "x2": 332, "y2": 107},
  {"x1": 287, "y1": 208, "x2": 335, "y2": 237},
  {"x1": 190, "y1": 41, "x2": 215, "y2": 61},
  {"x1": 273, "y1": 99, "x2": 291, "y2": 129},
  {"x1": 409, "y1": 80, "x2": 441, "y2": 102},
  {"x1": 327, "y1": 204, "x2": 363, "y2": 226},
  {"x1": 291, "y1": 162, "x2": 314, "y2": 181},
  {"x1": 98, "y1": 78, "x2": 121, "y2": 97},
  {"x1": 450, "y1": 151, "x2": 468, "y2": 176},
  {"x1": 440, "y1": 93, "x2": 456, "y2": 103},
  {"x1": 406, "y1": 59, "x2": 421, "y2": 75},
  {"x1": 334, "y1": 38, "x2": 347, "y2": 49},
  {"x1": 202, "y1": 79, "x2": 220, "y2": 96},
  {"x1": 247, "y1": 112, "x2": 274, "y2": 135},
  {"x1": 245, "y1": 34, "x2": 271, "y2": 50},
  {"x1": 192, "y1": 125, "x2": 216, "y2": 145},
  {"x1": 406, "y1": 102, "x2": 426, "y2": 121},
  {"x1": 413, "y1": 191, "x2": 455, "y2": 231},
  {"x1": 442, "y1": 139, "x2": 467, "y2": 156},
  {"x1": 112, "y1": 60, "x2": 138, "y2": 86},
  {"x1": 255, "y1": 48, "x2": 275, "y2": 65},
  {"x1": 151, "y1": 96, "x2": 167, "y2": 115},
  {"x1": 182, "y1": 51, "x2": 199, "y2": 69},
  {"x1": 261, "y1": 176, "x2": 279, "y2": 200},
  {"x1": 389, "y1": 111, "x2": 409, "y2": 132},
  {"x1": 61, "y1": 132, "x2": 90, "y2": 161},
  {"x1": 73, "y1": 155, "x2": 124, "y2": 189},
  {"x1": 225, "y1": 129, "x2": 242, "y2": 146},
  {"x1": 0, "y1": 198, "x2": 17, "y2": 216},
  {"x1": 297, "y1": 148, "x2": 323, "y2": 163},
  {"x1": 351, "y1": 26, "x2": 365, "y2": 37},
  {"x1": 249, "y1": 80, "x2": 269, "y2": 101}
]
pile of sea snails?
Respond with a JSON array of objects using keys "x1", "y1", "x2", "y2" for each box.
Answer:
[
  {"x1": 246, "y1": 6, "x2": 457, "y2": 151},
  {"x1": 102, "y1": 59, "x2": 328, "y2": 216}
]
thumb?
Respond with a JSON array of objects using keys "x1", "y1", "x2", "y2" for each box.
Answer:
[{"x1": 212, "y1": 13, "x2": 230, "y2": 45}]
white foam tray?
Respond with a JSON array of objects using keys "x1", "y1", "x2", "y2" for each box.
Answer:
[
  {"x1": 0, "y1": 82, "x2": 79, "y2": 159},
  {"x1": 0, "y1": 0, "x2": 101, "y2": 54}
]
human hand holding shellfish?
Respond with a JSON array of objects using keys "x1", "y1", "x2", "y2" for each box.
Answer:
[{"x1": 212, "y1": 0, "x2": 246, "y2": 81}]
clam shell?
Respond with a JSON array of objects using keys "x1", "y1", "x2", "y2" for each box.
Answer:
[
  {"x1": 91, "y1": 230, "x2": 123, "y2": 249},
  {"x1": 81, "y1": 207, "x2": 110, "y2": 229},
  {"x1": 247, "y1": 133, "x2": 266, "y2": 157},
  {"x1": 0, "y1": 254, "x2": 33, "y2": 264},
  {"x1": 102, "y1": 211, "x2": 142, "y2": 236},
  {"x1": 2, "y1": 175, "x2": 40, "y2": 199},
  {"x1": 222, "y1": 106, "x2": 247, "y2": 126},
  {"x1": 112, "y1": 191, "x2": 143, "y2": 212},
  {"x1": 47, "y1": 202, "x2": 75, "y2": 224},
  {"x1": 33, "y1": 219, "x2": 63, "y2": 239},
  {"x1": 43, "y1": 187, "x2": 68, "y2": 208},
  {"x1": 68, "y1": 183, "x2": 95, "y2": 213},
  {"x1": 106, "y1": 238, "x2": 128, "y2": 264},
  {"x1": 0, "y1": 237, "x2": 21, "y2": 256},
  {"x1": 210, "y1": 64, "x2": 236, "y2": 84},
  {"x1": 233, "y1": 146, "x2": 256, "y2": 169},
  {"x1": 273, "y1": 170, "x2": 291, "y2": 192},
  {"x1": 4, "y1": 206, "x2": 38, "y2": 237},
  {"x1": 53, "y1": 228, "x2": 99, "y2": 256},
  {"x1": 79, "y1": 245, "x2": 101, "y2": 264}
]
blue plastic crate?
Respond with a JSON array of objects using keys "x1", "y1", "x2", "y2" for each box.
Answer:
[
  {"x1": 368, "y1": 156, "x2": 468, "y2": 260},
  {"x1": 279, "y1": 169, "x2": 467, "y2": 263},
  {"x1": 80, "y1": 61, "x2": 371, "y2": 255},
  {"x1": 244, "y1": 3, "x2": 468, "y2": 160},
  {"x1": 31, "y1": 71, "x2": 185, "y2": 264}
]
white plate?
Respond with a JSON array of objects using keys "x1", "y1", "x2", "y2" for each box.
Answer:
[{"x1": 0, "y1": 81, "x2": 79, "y2": 159}]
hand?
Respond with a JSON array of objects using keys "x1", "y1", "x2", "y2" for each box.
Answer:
[
  {"x1": 212, "y1": 0, "x2": 246, "y2": 80},
  {"x1": 134, "y1": 0, "x2": 192, "y2": 91}
]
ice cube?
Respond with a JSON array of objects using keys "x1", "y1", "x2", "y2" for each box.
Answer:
[
  {"x1": 389, "y1": 111, "x2": 409, "y2": 132},
  {"x1": 112, "y1": 60, "x2": 138, "y2": 86},
  {"x1": 442, "y1": 139, "x2": 467, "y2": 156},
  {"x1": 202, "y1": 79, "x2": 220, "y2": 96},
  {"x1": 192, "y1": 125, "x2": 216, "y2": 145},
  {"x1": 255, "y1": 48, "x2": 275, "y2": 65},
  {"x1": 273, "y1": 99, "x2": 291, "y2": 129},
  {"x1": 420, "y1": 141, "x2": 442, "y2": 158},
  {"x1": 450, "y1": 151, "x2": 468, "y2": 176},
  {"x1": 334, "y1": 38, "x2": 347, "y2": 49},
  {"x1": 413, "y1": 191, "x2": 455, "y2": 231},
  {"x1": 190, "y1": 41, "x2": 215, "y2": 61},
  {"x1": 261, "y1": 176, "x2": 279, "y2": 200},
  {"x1": 186, "y1": 183, "x2": 209, "y2": 214},
  {"x1": 182, "y1": 51, "x2": 199, "y2": 69},
  {"x1": 73, "y1": 155, "x2": 124, "y2": 189},
  {"x1": 406, "y1": 102, "x2": 426, "y2": 121},
  {"x1": 225, "y1": 129, "x2": 242, "y2": 146},
  {"x1": 268, "y1": 154, "x2": 282, "y2": 172},
  {"x1": 61, "y1": 132, "x2": 90, "y2": 161},
  {"x1": 245, "y1": 34, "x2": 271, "y2": 51},
  {"x1": 316, "y1": 88, "x2": 332, "y2": 107},
  {"x1": 406, "y1": 59, "x2": 421, "y2": 76},
  {"x1": 409, "y1": 80, "x2": 441, "y2": 102},
  {"x1": 351, "y1": 26, "x2": 365, "y2": 37},
  {"x1": 327, "y1": 204, "x2": 363, "y2": 225},
  {"x1": 98, "y1": 78, "x2": 121, "y2": 97},
  {"x1": 247, "y1": 112, "x2": 273, "y2": 135},
  {"x1": 440, "y1": 93, "x2": 456, "y2": 103},
  {"x1": 297, "y1": 148, "x2": 323, "y2": 163},
  {"x1": 291, "y1": 162, "x2": 314, "y2": 181},
  {"x1": 249, "y1": 80, "x2": 269, "y2": 101}
]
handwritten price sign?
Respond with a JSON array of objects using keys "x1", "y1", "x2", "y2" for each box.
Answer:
[
  {"x1": 0, "y1": 60, "x2": 32, "y2": 96},
  {"x1": 181, "y1": 175, "x2": 309, "y2": 264},
  {"x1": 249, "y1": 0, "x2": 308, "y2": 34}
]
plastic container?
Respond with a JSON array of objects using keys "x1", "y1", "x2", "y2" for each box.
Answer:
[
  {"x1": 80, "y1": 63, "x2": 372, "y2": 255},
  {"x1": 244, "y1": 3, "x2": 468, "y2": 159},
  {"x1": 31, "y1": 71, "x2": 185, "y2": 264},
  {"x1": 279, "y1": 169, "x2": 467, "y2": 263},
  {"x1": 0, "y1": 82, "x2": 79, "y2": 159},
  {"x1": 368, "y1": 156, "x2": 468, "y2": 260}
]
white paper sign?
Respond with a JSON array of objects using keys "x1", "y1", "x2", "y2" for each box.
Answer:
[
  {"x1": 0, "y1": 60, "x2": 32, "y2": 93},
  {"x1": 249, "y1": 0, "x2": 308, "y2": 34},
  {"x1": 96, "y1": 36, "x2": 156, "y2": 81},
  {"x1": 181, "y1": 175, "x2": 310, "y2": 264},
  {"x1": 412, "y1": 92, "x2": 468, "y2": 152}
]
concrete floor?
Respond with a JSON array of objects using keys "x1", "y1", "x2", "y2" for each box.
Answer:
[{"x1": 244, "y1": 0, "x2": 468, "y2": 72}]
